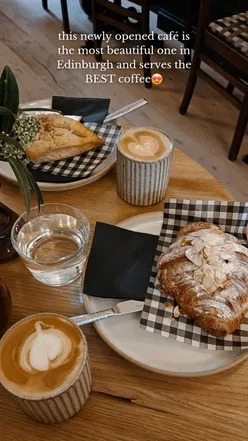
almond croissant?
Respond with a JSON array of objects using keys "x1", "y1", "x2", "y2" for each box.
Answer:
[{"x1": 157, "y1": 222, "x2": 248, "y2": 337}]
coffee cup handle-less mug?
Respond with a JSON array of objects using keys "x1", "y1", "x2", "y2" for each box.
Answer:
[
  {"x1": 0, "y1": 313, "x2": 92, "y2": 424},
  {"x1": 116, "y1": 127, "x2": 174, "y2": 206}
]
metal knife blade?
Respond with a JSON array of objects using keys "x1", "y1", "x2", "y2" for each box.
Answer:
[
  {"x1": 113, "y1": 300, "x2": 144, "y2": 314},
  {"x1": 103, "y1": 98, "x2": 147, "y2": 123}
]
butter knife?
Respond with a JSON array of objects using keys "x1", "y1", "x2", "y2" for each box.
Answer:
[
  {"x1": 103, "y1": 98, "x2": 147, "y2": 123},
  {"x1": 71, "y1": 300, "x2": 144, "y2": 327}
]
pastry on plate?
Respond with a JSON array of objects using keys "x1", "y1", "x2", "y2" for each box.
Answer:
[
  {"x1": 157, "y1": 222, "x2": 248, "y2": 337},
  {"x1": 25, "y1": 114, "x2": 104, "y2": 163}
]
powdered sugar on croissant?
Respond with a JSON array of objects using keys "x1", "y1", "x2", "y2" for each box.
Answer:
[{"x1": 157, "y1": 222, "x2": 248, "y2": 337}]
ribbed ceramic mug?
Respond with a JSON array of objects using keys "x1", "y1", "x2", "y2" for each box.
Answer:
[
  {"x1": 0, "y1": 313, "x2": 92, "y2": 424},
  {"x1": 116, "y1": 127, "x2": 174, "y2": 206}
]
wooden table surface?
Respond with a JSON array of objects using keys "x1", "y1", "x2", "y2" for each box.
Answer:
[{"x1": 1, "y1": 148, "x2": 248, "y2": 441}]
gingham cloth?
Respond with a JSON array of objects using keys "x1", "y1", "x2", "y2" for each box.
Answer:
[
  {"x1": 25, "y1": 123, "x2": 121, "y2": 178},
  {"x1": 140, "y1": 199, "x2": 248, "y2": 350},
  {"x1": 208, "y1": 11, "x2": 248, "y2": 56}
]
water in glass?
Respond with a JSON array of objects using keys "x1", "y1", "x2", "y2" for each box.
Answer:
[{"x1": 12, "y1": 205, "x2": 89, "y2": 286}]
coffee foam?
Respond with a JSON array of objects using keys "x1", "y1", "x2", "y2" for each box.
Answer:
[
  {"x1": 19, "y1": 321, "x2": 72, "y2": 373},
  {"x1": 118, "y1": 128, "x2": 171, "y2": 161},
  {"x1": 0, "y1": 314, "x2": 85, "y2": 398}
]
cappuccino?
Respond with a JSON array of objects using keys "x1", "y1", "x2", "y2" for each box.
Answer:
[
  {"x1": 0, "y1": 314, "x2": 85, "y2": 398},
  {"x1": 118, "y1": 127, "x2": 171, "y2": 161},
  {"x1": 117, "y1": 126, "x2": 174, "y2": 206}
]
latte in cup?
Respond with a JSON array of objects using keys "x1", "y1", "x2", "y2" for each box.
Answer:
[
  {"x1": 118, "y1": 127, "x2": 170, "y2": 161},
  {"x1": 0, "y1": 313, "x2": 91, "y2": 423},
  {"x1": 117, "y1": 126, "x2": 174, "y2": 206}
]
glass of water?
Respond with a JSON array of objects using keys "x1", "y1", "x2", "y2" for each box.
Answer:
[{"x1": 11, "y1": 204, "x2": 90, "y2": 286}]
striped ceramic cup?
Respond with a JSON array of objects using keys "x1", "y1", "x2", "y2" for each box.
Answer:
[
  {"x1": 116, "y1": 127, "x2": 174, "y2": 206},
  {"x1": 0, "y1": 313, "x2": 91, "y2": 424}
]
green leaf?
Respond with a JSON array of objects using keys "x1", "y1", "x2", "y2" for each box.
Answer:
[
  {"x1": 17, "y1": 159, "x2": 44, "y2": 211},
  {"x1": 0, "y1": 81, "x2": 4, "y2": 107},
  {"x1": 0, "y1": 132, "x2": 23, "y2": 150},
  {"x1": 0, "y1": 106, "x2": 17, "y2": 119},
  {"x1": 0, "y1": 66, "x2": 19, "y2": 133},
  {"x1": 8, "y1": 157, "x2": 31, "y2": 214},
  {"x1": 27, "y1": 171, "x2": 44, "y2": 209}
]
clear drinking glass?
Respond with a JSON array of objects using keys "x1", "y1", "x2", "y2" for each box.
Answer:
[{"x1": 11, "y1": 204, "x2": 90, "y2": 286}]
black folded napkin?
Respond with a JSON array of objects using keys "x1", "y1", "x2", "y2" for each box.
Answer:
[
  {"x1": 52, "y1": 96, "x2": 110, "y2": 123},
  {"x1": 84, "y1": 222, "x2": 158, "y2": 300},
  {"x1": 28, "y1": 97, "x2": 111, "y2": 183}
]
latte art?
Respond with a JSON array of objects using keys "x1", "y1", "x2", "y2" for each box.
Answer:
[
  {"x1": 128, "y1": 137, "x2": 159, "y2": 157},
  {"x1": 119, "y1": 128, "x2": 170, "y2": 161},
  {"x1": 19, "y1": 321, "x2": 72, "y2": 373},
  {"x1": 0, "y1": 314, "x2": 85, "y2": 398}
]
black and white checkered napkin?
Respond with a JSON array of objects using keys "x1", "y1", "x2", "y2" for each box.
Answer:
[
  {"x1": 140, "y1": 199, "x2": 248, "y2": 350},
  {"x1": 25, "y1": 123, "x2": 121, "y2": 179}
]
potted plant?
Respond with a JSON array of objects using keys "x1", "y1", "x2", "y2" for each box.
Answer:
[
  {"x1": 0, "y1": 66, "x2": 44, "y2": 262},
  {"x1": 0, "y1": 65, "x2": 43, "y2": 213}
]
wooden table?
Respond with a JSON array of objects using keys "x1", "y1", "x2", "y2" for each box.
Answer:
[{"x1": 1, "y1": 148, "x2": 247, "y2": 441}]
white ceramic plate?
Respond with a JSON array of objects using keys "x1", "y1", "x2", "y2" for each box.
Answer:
[
  {"x1": 0, "y1": 99, "x2": 116, "y2": 192},
  {"x1": 83, "y1": 212, "x2": 248, "y2": 376}
]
